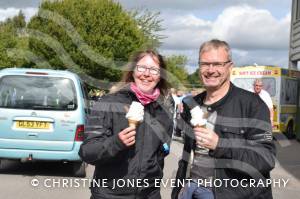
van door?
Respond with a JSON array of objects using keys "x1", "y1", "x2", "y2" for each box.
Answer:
[{"x1": 0, "y1": 75, "x2": 82, "y2": 151}]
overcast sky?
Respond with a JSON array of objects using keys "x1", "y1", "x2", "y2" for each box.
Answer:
[{"x1": 0, "y1": 0, "x2": 293, "y2": 73}]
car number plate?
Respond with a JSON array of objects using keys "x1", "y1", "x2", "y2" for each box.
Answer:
[{"x1": 16, "y1": 121, "x2": 50, "y2": 129}]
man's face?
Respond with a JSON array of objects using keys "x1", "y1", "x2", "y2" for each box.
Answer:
[
  {"x1": 199, "y1": 48, "x2": 232, "y2": 91},
  {"x1": 254, "y1": 82, "x2": 263, "y2": 94}
]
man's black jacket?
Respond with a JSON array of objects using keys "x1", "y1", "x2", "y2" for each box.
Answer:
[
  {"x1": 172, "y1": 83, "x2": 276, "y2": 199},
  {"x1": 79, "y1": 88, "x2": 174, "y2": 199}
]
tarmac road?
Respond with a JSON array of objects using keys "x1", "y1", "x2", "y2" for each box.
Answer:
[{"x1": 0, "y1": 137, "x2": 299, "y2": 199}]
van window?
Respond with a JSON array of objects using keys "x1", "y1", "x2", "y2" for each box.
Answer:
[
  {"x1": 232, "y1": 77, "x2": 276, "y2": 97},
  {"x1": 0, "y1": 75, "x2": 77, "y2": 110},
  {"x1": 280, "y1": 79, "x2": 298, "y2": 105}
]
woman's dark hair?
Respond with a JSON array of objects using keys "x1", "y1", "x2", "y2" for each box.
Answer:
[{"x1": 119, "y1": 49, "x2": 169, "y2": 96}]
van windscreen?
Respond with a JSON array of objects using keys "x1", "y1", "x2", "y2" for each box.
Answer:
[
  {"x1": 232, "y1": 77, "x2": 276, "y2": 97},
  {"x1": 0, "y1": 75, "x2": 77, "y2": 110}
]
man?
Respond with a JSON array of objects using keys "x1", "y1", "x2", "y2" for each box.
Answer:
[
  {"x1": 172, "y1": 39, "x2": 276, "y2": 199},
  {"x1": 174, "y1": 90, "x2": 185, "y2": 137},
  {"x1": 171, "y1": 88, "x2": 181, "y2": 137},
  {"x1": 251, "y1": 79, "x2": 274, "y2": 125}
]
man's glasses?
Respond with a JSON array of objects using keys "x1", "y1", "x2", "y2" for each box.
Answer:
[
  {"x1": 136, "y1": 65, "x2": 160, "y2": 75},
  {"x1": 199, "y1": 60, "x2": 231, "y2": 68}
]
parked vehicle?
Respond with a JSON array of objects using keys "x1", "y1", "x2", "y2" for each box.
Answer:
[
  {"x1": 231, "y1": 65, "x2": 300, "y2": 139},
  {"x1": 0, "y1": 68, "x2": 90, "y2": 177}
]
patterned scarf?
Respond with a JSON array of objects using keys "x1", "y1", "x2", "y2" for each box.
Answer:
[{"x1": 130, "y1": 83, "x2": 160, "y2": 105}]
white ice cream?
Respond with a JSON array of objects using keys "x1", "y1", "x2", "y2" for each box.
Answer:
[
  {"x1": 190, "y1": 106, "x2": 207, "y2": 126},
  {"x1": 126, "y1": 101, "x2": 144, "y2": 122}
]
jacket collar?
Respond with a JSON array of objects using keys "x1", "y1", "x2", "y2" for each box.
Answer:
[
  {"x1": 117, "y1": 85, "x2": 137, "y2": 102},
  {"x1": 195, "y1": 82, "x2": 235, "y2": 112}
]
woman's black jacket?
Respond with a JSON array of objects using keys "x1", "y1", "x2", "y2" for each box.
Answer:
[{"x1": 79, "y1": 88, "x2": 174, "y2": 199}]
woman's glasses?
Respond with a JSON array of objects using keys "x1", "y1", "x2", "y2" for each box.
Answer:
[{"x1": 136, "y1": 65, "x2": 160, "y2": 75}]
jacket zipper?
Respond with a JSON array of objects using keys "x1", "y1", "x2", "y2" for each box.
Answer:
[
  {"x1": 134, "y1": 107, "x2": 147, "y2": 199},
  {"x1": 214, "y1": 165, "x2": 217, "y2": 199}
]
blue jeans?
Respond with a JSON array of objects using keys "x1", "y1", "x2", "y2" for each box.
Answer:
[{"x1": 178, "y1": 181, "x2": 214, "y2": 199}]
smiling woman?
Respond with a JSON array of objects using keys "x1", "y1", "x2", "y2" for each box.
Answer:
[
  {"x1": 119, "y1": 49, "x2": 169, "y2": 96},
  {"x1": 79, "y1": 49, "x2": 174, "y2": 199}
]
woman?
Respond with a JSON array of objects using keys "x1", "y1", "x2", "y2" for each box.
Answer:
[{"x1": 79, "y1": 49, "x2": 174, "y2": 199}]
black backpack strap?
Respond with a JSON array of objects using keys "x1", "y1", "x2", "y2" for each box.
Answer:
[{"x1": 171, "y1": 129, "x2": 193, "y2": 199}]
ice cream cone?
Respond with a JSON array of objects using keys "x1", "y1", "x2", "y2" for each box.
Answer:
[
  {"x1": 128, "y1": 119, "x2": 139, "y2": 128},
  {"x1": 195, "y1": 124, "x2": 206, "y2": 128},
  {"x1": 125, "y1": 101, "x2": 144, "y2": 127}
]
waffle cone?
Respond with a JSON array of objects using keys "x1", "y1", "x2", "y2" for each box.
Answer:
[
  {"x1": 195, "y1": 124, "x2": 206, "y2": 128},
  {"x1": 128, "y1": 119, "x2": 139, "y2": 128}
]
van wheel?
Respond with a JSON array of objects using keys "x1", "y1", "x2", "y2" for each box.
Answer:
[
  {"x1": 285, "y1": 122, "x2": 295, "y2": 139},
  {"x1": 72, "y1": 161, "x2": 86, "y2": 177}
]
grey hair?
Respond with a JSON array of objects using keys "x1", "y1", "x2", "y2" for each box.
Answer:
[
  {"x1": 253, "y1": 78, "x2": 263, "y2": 85},
  {"x1": 199, "y1": 39, "x2": 232, "y2": 61}
]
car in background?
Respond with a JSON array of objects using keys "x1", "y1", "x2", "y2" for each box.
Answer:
[{"x1": 0, "y1": 68, "x2": 90, "y2": 177}]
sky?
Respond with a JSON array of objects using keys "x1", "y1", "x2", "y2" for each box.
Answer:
[{"x1": 0, "y1": 0, "x2": 293, "y2": 73}]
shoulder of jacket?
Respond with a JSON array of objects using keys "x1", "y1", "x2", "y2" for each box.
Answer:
[
  {"x1": 194, "y1": 91, "x2": 206, "y2": 102},
  {"x1": 232, "y1": 85, "x2": 257, "y2": 100},
  {"x1": 231, "y1": 85, "x2": 267, "y2": 109},
  {"x1": 181, "y1": 92, "x2": 205, "y2": 109},
  {"x1": 102, "y1": 91, "x2": 131, "y2": 101},
  {"x1": 97, "y1": 92, "x2": 132, "y2": 114}
]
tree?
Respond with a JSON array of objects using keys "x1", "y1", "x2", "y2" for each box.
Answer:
[
  {"x1": 0, "y1": 11, "x2": 27, "y2": 68},
  {"x1": 12, "y1": 10, "x2": 26, "y2": 29},
  {"x1": 130, "y1": 9, "x2": 165, "y2": 48},
  {"x1": 165, "y1": 55, "x2": 189, "y2": 89},
  {"x1": 187, "y1": 68, "x2": 202, "y2": 88},
  {"x1": 0, "y1": 25, "x2": 17, "y2": 68},
  {"x1": 27, "y1": 0, "x2": 157, "y2": 82}
]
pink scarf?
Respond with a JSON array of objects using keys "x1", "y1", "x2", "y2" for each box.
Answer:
[{"x1": 130, "y1": 83, "x2": 160, "y2": 105}]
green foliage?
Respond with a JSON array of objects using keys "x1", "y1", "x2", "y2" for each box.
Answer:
[
  {"x1": 0, "y1": 25, "x2": 17, "y2": 68},
  {"x1": 165, "y1": 55, "x2": 189, "y2": 88},
  {"x1": 0, "y1": 1, "x2": 194, "y2": 90},
  {"x1": 130, "y1": 9, "x2": 165, "y2": 48},
  {"x1": 11, "y1": 10, "x2": 26, "y2": 29},
  {"x1": 165, "y1": 54, "x2": 202, "y2": 89},
  {"x1": 27, "y1": 0, "x2": 156, "y2": 82},
  {"x1": 0, "y1": 11, "x2": 27, "y2": 68},
  {"x1": 187, "y1": 68, "x2": 202, "y2": 88}
]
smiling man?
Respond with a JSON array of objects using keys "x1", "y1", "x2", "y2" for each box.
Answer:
[{"x1": 173, "y1": 39, "x2": 276, "y2": 199}]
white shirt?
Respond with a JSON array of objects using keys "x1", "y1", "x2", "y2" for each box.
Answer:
[
  {"x1": 172, "y1": 94, "x2": 181, "y2": 106},
  {"x1": 249, "y1": 88, "x2": 273, "y2": 109},
  {"x1": 171, "y1": 94, "x2": 180, "y2": 118}
]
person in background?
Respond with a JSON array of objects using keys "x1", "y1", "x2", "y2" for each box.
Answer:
[
  {"x1": 171, "y1": 88, "x2": 181, "y2": 115},
  {"x1": 172, "y1": 39, "x2": 276, "y2": 199},
  {"x1": 171, "y1": 88, "x2": 181, "y2": 136},
  {"x1": 250, "y1": 79, "x2": 274, "y2": 126},
  {"x1": 174, "y1": 90, "x2": 185, "y2": 138},
  {"x1": 79, "y1": 49, "x2": 174, "y2": 199}
]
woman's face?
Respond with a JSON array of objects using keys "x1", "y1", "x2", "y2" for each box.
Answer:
[{"x1": 133, "y1": 55, "x2": 161, "y2": 94}]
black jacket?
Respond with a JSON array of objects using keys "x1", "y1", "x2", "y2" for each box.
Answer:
[
  {"x1": 173, "y1": 83, "x2": 276, "y2": 199},
  {"x1": 79, "y1": 88, "x2": 174, "y2": 199}
]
